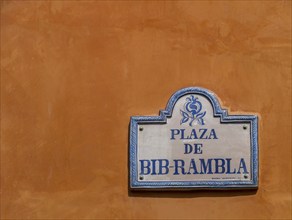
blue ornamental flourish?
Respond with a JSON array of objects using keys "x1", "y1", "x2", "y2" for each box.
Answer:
[{"x1": 180, "y1": 95, "x2": 206, "y2": 126}]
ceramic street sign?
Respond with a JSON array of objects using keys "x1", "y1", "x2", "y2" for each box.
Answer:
[{"x1": 129, "y1": 87, "x2": 258, "y2": 190}]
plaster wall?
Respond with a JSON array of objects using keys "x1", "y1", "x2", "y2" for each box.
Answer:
[{"x1": 1, "y1": 1, "x2": 291, "y2": 219}]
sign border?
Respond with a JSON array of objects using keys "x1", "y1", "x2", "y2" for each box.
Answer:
[{"x1": 129, "y1": 87, "x2": 258, "y2": 190}]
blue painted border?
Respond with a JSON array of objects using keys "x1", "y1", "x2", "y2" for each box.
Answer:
[{"x1": 129, "y1": 87, "x2": 258, "y2": 189}]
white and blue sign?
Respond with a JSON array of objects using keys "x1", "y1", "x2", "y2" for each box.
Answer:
[{"x1": 129, "y1": 87, "x2": 258, "y2": 190}]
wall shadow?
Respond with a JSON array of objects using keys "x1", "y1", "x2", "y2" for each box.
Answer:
[{"x1": 128, "y1": 188, "x2": 257, "y2": 199}]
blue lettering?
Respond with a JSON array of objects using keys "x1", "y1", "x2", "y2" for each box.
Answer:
[
  {"x1": 199, "y1": 159, "x2": 213, "y2": 174},
  {"x1": 173, "y1": 159, "x2": 186, "y2": 175},
  {"x1": 140, "y1": 160, "x2": 151, "y2": 175},
  {"x1": 189, "y1": 129, "x2": 198, "y2": 139},
  {"x1": 226, "y1": 158, "x2": 236, "y2": 174},
  {"x1": 158, "y1": 159, "x2": 169, "y2": 175},
  {"x1": 209, "y1": 129, "x2": 218, "y2": 139},
  {"x1": 237, "y1": 158, "x2": 249, "y2": 174},
  {"x1": 214, "y1": 158, "x2": 225, "y2": 174},
  {"x1": 184, "y1": 144, "x2": 193, "y2": 154},
  {"x1": 170, "y1": 129, "x2": 180, "y2": 140},
  {"x1": 194, "y1": 143, "x2": 203, "y2": 154},
  {"x1": 151, "y1": 159, "x2": 157, "y2": 175},
  {"x1": 187, "y1": 159, "x2": 198, "y2": 174}
]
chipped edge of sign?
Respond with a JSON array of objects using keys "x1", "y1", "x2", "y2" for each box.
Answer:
[{"x1": 129, "y1": 87, "x2": 258, "y2": 190}]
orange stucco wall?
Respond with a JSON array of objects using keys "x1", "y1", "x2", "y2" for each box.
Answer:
[{"x1": 1, "y1": 1, "x2": 291, "y2": 219}]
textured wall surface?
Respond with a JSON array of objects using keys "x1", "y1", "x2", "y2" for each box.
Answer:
[{"x1": 1, "y1": 1, "x2": 291, "y2": 219}]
